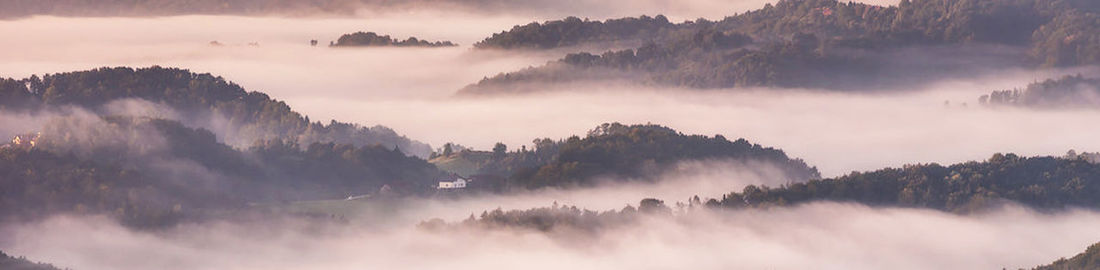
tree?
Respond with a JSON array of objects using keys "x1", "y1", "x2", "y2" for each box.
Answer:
[
  {"x1": 639, "y1": 198, "x2": 671, "y2": 215},
  {"x1": 493, "y1": 142, "x2": 507, "y2": 159},
  {"x1": 443, "y1": 143, "x2": 454, "y2": 157}
]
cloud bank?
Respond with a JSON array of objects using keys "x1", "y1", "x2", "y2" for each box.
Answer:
[{"x1": 2, "y1": 202, "x2": 1097, "y2": 270}]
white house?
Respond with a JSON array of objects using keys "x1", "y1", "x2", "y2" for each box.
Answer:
[
  {"x1": 344, "y1": 194, "x2": 369, "y2": 201},
  {"x1": 9, "y1": 132, "x2": 40, "y2": 149},
  {"x1": 437, "y1": 175, "x2": 469, "y2": 189}
]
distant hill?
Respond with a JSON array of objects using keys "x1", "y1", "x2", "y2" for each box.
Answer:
[
  {"x1": 432, "y1": 123, "x2": 819, "y2": 191},
  {"x1": 980, "y1": 75, "x2": 1100, "y2": 109},
  {"x1": 0, "y1": 66, "x2": 432, "y2": 157},
  {"x1": 1033, "y1": 242, "x2": 1100, "y2": 270},
  {"x1": 420, "y1": 198, "x2": 671, "y2": 234},
  {"x1": 331, "y1": 32, "x2": 456, "y2": 47},
  {"x1": 0, "y1": 116, "x2": 443, "y2": 228},
  {"x1": 710, "y1": 153, "x2": 1100, "y2": 213},
  {"x1": 427, "y1": 153, "x2": 1100, "y2": 234},
  {"x1": 0, "y1": 250, "x2": 67, "y2": 270},
  {"x1": 461, "y1": 0, "x2": 1100, "y2": 94},
  {"x1": 474, "y1": 15, "x2": 679, "y2": 50},
  {"x1": 0, "y1": 67, "x2": 449, "y2": 228}
]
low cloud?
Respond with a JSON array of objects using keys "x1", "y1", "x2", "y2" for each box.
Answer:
[
  {"x1": 310, "y1": 66, "x2": 1100, "y2": 177},
  {"x1": 3, "y1": 160, "x2": 1098, "y2": 270},
  {"x1": 2, "y1": 201, "x2": 1096, "y2": 270},
  {"x1": 4, "y1": 15, "x2": 1099, "y2": 177}
]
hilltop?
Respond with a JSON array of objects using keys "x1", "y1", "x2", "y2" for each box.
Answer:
[{"x1": 462, "y1": 0, "x2": 1100, "y2": 94}]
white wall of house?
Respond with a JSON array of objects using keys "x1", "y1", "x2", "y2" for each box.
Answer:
[{"x1": 438, "y1": 178, "x2": 468, "y2": 189}]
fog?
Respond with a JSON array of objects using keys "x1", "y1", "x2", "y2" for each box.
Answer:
[
  {"x1": 364, "y1": 159, "x2": 803, "y2": 225},
  {"x1": 3, "y1": 7, "x2": 1100, "y2": 270},
  {"x1": 3, "y1": 16, "x2": 1099, "y2": 177},
  {"x1": 0, "y1": 15, "x2": 554, "y2": 100},
  {"x1": 3, "y1": 158, "x2": 1098, "y2": 270},
  {"x1": 303, "y1": 69, "x2": 1100, "y2": 177},
  {"x1": 3, "y1": 202, "x2": 1098, "y2": 270}
]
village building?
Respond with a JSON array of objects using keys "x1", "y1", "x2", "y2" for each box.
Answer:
[
  {"x1": 437, "y1": 174, "x2": 469, "y2": 189},
  {"x1": 344, "y1": 194, "x2": 369, "y2": 201},
  {"x1": 7, "y1": 132, "x2": 40, "y2": 149}
]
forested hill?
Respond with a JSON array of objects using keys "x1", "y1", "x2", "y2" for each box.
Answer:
[
  {"x1": 474, "y1": 15, "x2": 680, "y2": 50},
  {"x1": 433, "y1": 123, "x2": 819, "y2": 191},
  {"x1": 0, "y1": 67, "x2": 432, "y2": 157},
  {"x1": 478, "y1": 0, "x2": 1099, "y2": 63},
  {"x1": 1033, "y1": 242, "x2": 1100, "y2": 270},
  {"x1": 0, "y1": 116, "x2": 442, "y2": 228},
  {"x1": 711, "y1": 153, "x2": 1100, "y2": 213},
  {"x1": 331, "y1": 32, "x2": 457, "y2": 47},
  {"x1": 420, "y1": 198, "x2": 673, "y2": 234},
  {"x1": 0, "y1": 250, "x2": 67, "y2": 270},
  {"x1": 429, "y1": 153, "x2": 1100, "y2": 234},
  {"x1": 461, "y1": 0, "x2": 1100, "y2": 94},
  {"x1": 979, "y1": 75, "x2": 1100, "y2": 109}
]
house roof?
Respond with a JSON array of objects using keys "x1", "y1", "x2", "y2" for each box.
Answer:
[{"x1": 436, "y1": 173, "x2": 468, "y2": 182}]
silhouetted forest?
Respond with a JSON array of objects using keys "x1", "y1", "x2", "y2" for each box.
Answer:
[
  {"x1": 463, "y1": 0, "x2": 1100, "y2": 94},
  {"x1": 0, "y1": 67, "x2": 828, "y2": 228},
  {"x1": 712, "y1": 153, "x2": 1100, "y2": 213},
  {"x1": 419, "y1": 198, "x2": 671, "y2": 233},
  {"x1": 980, "y1": 75, "x2": 1100, "y2": 109},
  {"x1": 428, "y1": 152, "x2": 1100, "y2": 235},
  {"x1": 480, "y1": 0, "x2": 1099, "y2": 63},
  {"x1": 432, "y1": 123, "x2": 819, "y2": 191},
  {"x1": 1033, "y1": 242, "x2": 1100, "y2": 270},
  {"x1": 475, "y1": 15, "x2": 679, "y2": 50},
  {"x1": 0, "y1": 67, "x2": 432, "y2": 157},
  {"x1": 331, "y1": 32, "x2": 456, "y2": 47},
  {"x1": 0, "y1": 116, "x2": 442, "y2": 228},
  {"x1": 0, "y1": 251, "x2": 66, "y2": 270},
  {"x1": 0, "y1": 67, "x2": 450, "y2": 228}
]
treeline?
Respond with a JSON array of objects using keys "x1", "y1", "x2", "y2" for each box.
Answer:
[
  {"x1": 419, "y1": 198, "x2": 672, "y2": 233},
  {"x1": 712, "y1": 153, "x2": 1100, "y2": 213},
  {"x1": 0, "y1": 66, "x2": 432, "y2": 157},
  {"x1": 462, "y1": 0, "x2": 1100, "y2": 94},
  {"x1": 0, "y1": 250, "x2": 66, "y2": 270},
  {"x1": 461, "y1": 31, "x2": 861, "y2": 94},
  {"x1": 433, "y1": 123, "x2": 819, "y2": 191},
  {"x1": 331, "y1": 32, "x2": 456, "y2": 47},
  {"x1": 427, "y1": 152, "x2": 1100, "y2": 233},
  {"x1": 480, "y1": 0, "x2": 1099, "y2": 61},
  {"x1": 979, "y1": 75, "x2": 1100, "y2": 109},
  {"x1": 0, "y1": 116, "x2": 442, "y2": 228},
  {"x1": 474, "y1": 15, "x2": 680, "y2": 50},
  {"x1": 0, "y1": 67, "x2": 448, "y2": 228},
  {"x1": 1033, "y1": 242, "x2": 1100, "y2": 270}
]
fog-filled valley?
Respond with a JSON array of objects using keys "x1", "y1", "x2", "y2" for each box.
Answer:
[
  {"x1": 5, "y1": 201, "x2": 1100, "y2": 270},
  {"x1": 3, "y1": 14, "x2": 1099, "y2": 176},
  {"x1": 3, "y1": 157, "x2": 1100, "y2": 270},
  {"x1": 3, "y1": 0, "x2": 1100, "y2": 269}
]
